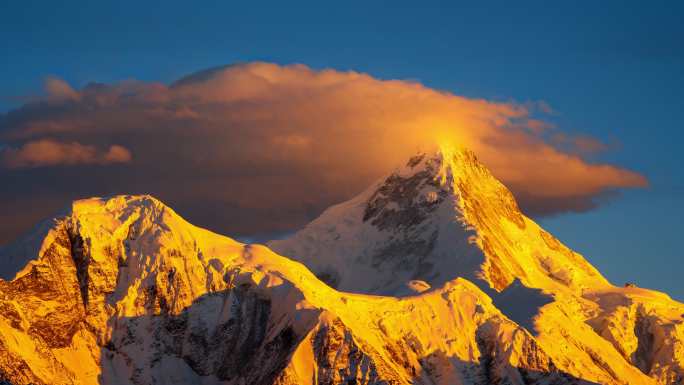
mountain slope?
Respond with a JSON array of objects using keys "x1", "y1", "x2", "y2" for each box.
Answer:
[
  {"x1": 0, "y1": 147, "x2": 682, "y2": 384},
  {"x1": 0, "y1": 194, "x2": 651, "y2": 385},
  {"x1": 268, "y1": 147, "x2": 684, "y2": 384}
]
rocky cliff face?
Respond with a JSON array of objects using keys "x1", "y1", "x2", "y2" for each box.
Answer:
[{"x1": 0, "y1": 149, "x2": 682, "y2": 385}]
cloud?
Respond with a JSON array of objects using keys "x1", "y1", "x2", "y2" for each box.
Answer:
[
  {"x1": 102, "y1": 144, "x2": 132, "y2": 163},
  {"x1": 0, "y1": 62, "x2": 647, "y2": 243},
  {"x1": 551, "y1": 132, "x2": 611, "y2": 155},
  {"x1": 1, "y1": 139, "x2": 131, "y2": 168},
  {"x1": 44, "y1": 77, "x2": 80, "y2": 102}
]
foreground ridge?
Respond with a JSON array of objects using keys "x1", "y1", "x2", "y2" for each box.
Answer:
[{"x1": 0, "y1": 148, "x2": 680, "y2": 384}]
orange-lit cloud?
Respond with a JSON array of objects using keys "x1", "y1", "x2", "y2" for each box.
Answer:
[
  {"x1": 1, "y1": 139, "x2": 131, "y2": 168},
  {"x1": 44, "y1": 77, "x2": 81, "y2": 102},
  {"x1": 0, "y1": 62, "x2": 646, "y2": 243}
]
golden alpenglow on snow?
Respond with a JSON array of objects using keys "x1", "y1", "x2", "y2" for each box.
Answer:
[
  {"x1": 0, "y1": 148, "x2": 682, "y2": 385},
  {"x1": 3, "y1": 3, "x2": 682, "y2": 383}
]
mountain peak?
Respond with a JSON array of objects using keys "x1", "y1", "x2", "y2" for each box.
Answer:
[
  {"x1": 270, "y1": 146, "x2": 607, "y2": 294},
  {"x1": 395, "y1": 145, "x2": 482, "y2": 182},
  {"x1": 390, "y1": 145, "x2": 525, "y2": 227},
  {"x1": 70, "y1": 194, "x2": 170, "y2": 223},
  {"x1": 0, "y1": 195, "x2": 160, "y2": 281}
]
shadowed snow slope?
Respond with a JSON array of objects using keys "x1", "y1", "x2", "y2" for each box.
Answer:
[{"x1": 0, "y1": 150, "x2": 682, "y2": 384}]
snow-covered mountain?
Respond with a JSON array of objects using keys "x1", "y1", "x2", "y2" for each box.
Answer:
[
  {"x1": 268, "y1": 148, "x2": 606, "y2": 296},
  {"x1": 0, "y1": 148, "x2": 682, "y2": 385},
  {"x1": 268, "y1": 148, "x2": 684, "y2": 384}
]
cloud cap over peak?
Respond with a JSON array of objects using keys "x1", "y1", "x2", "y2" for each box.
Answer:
[{"x1": 0, "y1": 62, "x2": 647, "y2": 243}]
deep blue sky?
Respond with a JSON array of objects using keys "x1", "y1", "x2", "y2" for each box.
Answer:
[{"x1": 1, "y1": 1, "x2": 682, "y2": 298}]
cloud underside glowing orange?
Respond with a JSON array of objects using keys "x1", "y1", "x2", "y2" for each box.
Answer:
[{"x1": 0, "y1": 62, "x2": 647, "y2": 241}]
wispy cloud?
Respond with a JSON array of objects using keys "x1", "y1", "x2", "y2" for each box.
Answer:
[{"x1": 1, "y1": 139, "x2": 131, "y2": 168}]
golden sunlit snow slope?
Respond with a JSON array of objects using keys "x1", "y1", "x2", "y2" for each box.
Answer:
[
  {"x1": 0, "y1": 195, "x2": 605, "y2": 385},
  {"x1": 0, "y1": 148, "x2": 682, "y2": 384},
  {"x1": 269, "y1": 147, "x2": 684, "y2": 384},
  {"x1": 269, "y1": 146, "x2": 607, "y2": 295}
]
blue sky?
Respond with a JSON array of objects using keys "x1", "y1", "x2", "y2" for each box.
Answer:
[{"x1": 1, "y1": 1, "x2": 682, "y2": 298}]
